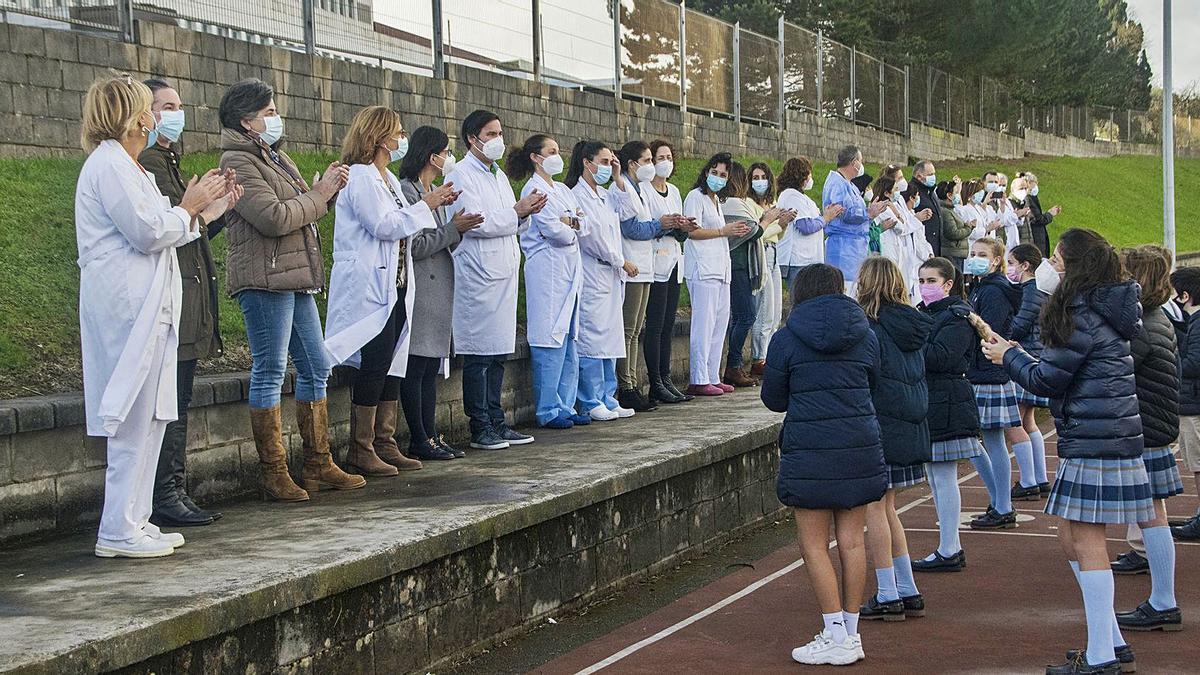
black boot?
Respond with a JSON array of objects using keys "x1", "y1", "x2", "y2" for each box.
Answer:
[
  {"x1": 661, "y1": 373, "x2": 694, "y2": 401},
  {"x1": 619, "y1": 388, "x2": 658, "y2": 412},
  {"x1": 648, "y1": 373, "x2": 685, "y2": 404},
  {"x1": 150, "y1": 417, "x2": 213, "y2": 527}
]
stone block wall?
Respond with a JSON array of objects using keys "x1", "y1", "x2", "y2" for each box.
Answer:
[
  {"x1": 967, "y1": 123, "x2": 1025, "y2": 159},
  {"x1": 909, "y1": 123, "x2": 970, "y2": 161}
]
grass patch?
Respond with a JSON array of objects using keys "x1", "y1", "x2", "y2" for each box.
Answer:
[{"x1": 0, "y1": 151, "x2": 1194, "y2": 397}]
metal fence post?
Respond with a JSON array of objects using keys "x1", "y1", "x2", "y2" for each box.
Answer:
[
  {"x1": 431, "y1": 0, "x2": 445, "y2": 78},
  {"x1": 301, "y1": 0, "x2": 315, "y2": 55},
  {"x1": 777, "y1": 16, "x2": 786, "y2": 128},
  {"x1": 944, "y1": 70, "x2": 950, "y2": 131},
  {"x1": 532, "y1": 0, "x2": 542, "y2": 83},
  {"x1": 849, "y1": 46, "x2": 856, "y2": 123},
  {"x1": 117, "y1": 0, "x2": 135, "y2": 43},
  {"x1": 925, "y1": 66, "x2": 932, "y2": 126},
  {"x1": 733, "y1": 22, "x2": 742, "y2": 123},
  {"x1": 613, "y1": 0, "x2": 622, "y2": 101},
  {"x1": 903, "y1": 65, "x2": 910, "y2": 133},
  {"x1": 679, "y1": 1, "x2": 687, "y2": 115},
  {"x1": 815, "y1": 30, "x2": 823, "y2": 116},
  {"x1": 878, "y1": 59, "x2": 884, "y2": 131}
]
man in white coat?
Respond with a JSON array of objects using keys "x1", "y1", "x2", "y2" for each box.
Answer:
[{"x1": 445, "y1": 110, "x2": 548, "y2": 450}]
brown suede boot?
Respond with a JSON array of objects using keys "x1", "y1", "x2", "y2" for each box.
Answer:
[
  {"x1": 298, "y1": 399, "x2": 367, "y2": 491},
  {"x1": 374, "y1": 400, "x2": 423, "y2": 471},
  {"x1": 347, "y1": 404, "x2": 400, "y2": 477},
  {"x1": 750, "y1": 360, "x2": 766, "y2": 378},
  {"x1": 722, "y1": 367, "x2": 758, "y2": 388},
  {"x1": 249, "y1": 405, "x2": 309, "y2": 502}
]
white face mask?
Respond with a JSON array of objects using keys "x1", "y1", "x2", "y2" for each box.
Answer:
[
  {"x1": 654, "y1": 160, "x2": 673, "y2": 178},
  {"x1": 1030, "y1": 185, "x2": 1040, "y2": 197},
  {"x1": 894, "y1": 178, "x2": 908, "y2": 194},
  {"x1": 1035, "y1": 259, "x2": 1062, "y2": 295},
  {"x1": 540, "y1": 153, "x2": 564, "y2": 177},
  {"x1": 635, "y1": 162, "x2": 656, "y2": 183},
  {"x1": 435, "y1": 152, "x2": 456, "y2": 176},
  {"x1": 475, "y1": 136, "x2": 505, "y2": 161},
  {"x1": 802, "y1": 176, "x2": 814, "y2": 192},
  {"x1": 1012, "y1": 188, "x2": 1028, "y2": 201},
  {"x1": 257, "y1": 115, "x2": 284, "y2": 146},
  {"x1": 863, "y1": 189, "x2": 874, "y2": 202}
]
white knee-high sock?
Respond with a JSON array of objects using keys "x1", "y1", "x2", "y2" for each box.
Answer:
[
  {"x1": 875, "y1": 567, "x2": 899, "y2": 602},
  {"x1": 926, "y1": 461, "x2": 962, "y2": 557},
  {"x1": 980, "y1": 428, "x2": 1013, "y2": 512},
  {"x1": 1012, "y1": 440, "x2": 1036, "y2": 488},
  {"x1": 1079, "y1": 570, "x2": 1118, "y2": 665},
  {"x1": 1143, "y1": 526, "x2": 1178, "y2": 610},
  {"x1": 1069, "y1": 560, "x2": 1126, "y2": 649},
  {"x1": 1029, "y1": 430, "x2": 1048, "y2": 484}
]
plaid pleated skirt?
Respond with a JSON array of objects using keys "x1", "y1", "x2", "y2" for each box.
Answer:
[
  {"x1": 1013, "y1": 382, "x2": 1049, "y2": 408},
  {"x1": 930, "y1": 436, "x2": 984, "y2": 462},
  {"x1": 888, "y1": 463, "x2": 926, "y2": 489},
  {"x1": 974, "y1": 382, "x2": 1021, "y2": 429},
  {"x1": 1045, "y1": 457, "x2": 1155, "y2": 524},
  {"x1": 1142, "y1": 446, "x2": 1184, "y2": 499}
]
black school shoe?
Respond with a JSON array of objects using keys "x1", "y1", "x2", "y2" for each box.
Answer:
[
  {"x1": 1012, "y1": 482, "x2": 1042, "y2": 501},
  {"x1": 1110, "y1": 550, "x2": 1149, "y2": 575},
  {"x1": 912, "y1": 549, "x2": 965, "y2": 573},
  {"x1": 1172, "y1": 516, "x2": 1200, "y2": 541},
  {"x1": 1116, "y1": 601, "x2": 1183, "y2": 632},
  {"x1": 970, "y1": 508, "x2": 1017, "y2": 530},
  {"x1": 1046, "y1": 652, "x2": 1121, "y2": 675},
  {"x1": 1039, "y1": 481, "x2": 1053, "y2": 495},
  {"x1": 901, "y1": 594, "x2": 925, "y2": 618},
  {"x1": 1066, "y1": 646, "x2": 1135, "y2": 674},
  {"x1": 859, "y1": 595, "x2": 905, "y2": 621}
]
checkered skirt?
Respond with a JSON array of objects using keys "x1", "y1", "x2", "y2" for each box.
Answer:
[
  {"x1": 1142, "y1": 446, "x2": 1184, "y2": 500},
  {"x1": 888, "y1": 463, "x2": 926, "y2": 489},
  {"x1": 1013, "y1": 382, "x2": 1049, "y2": 408},
  {"x1": 1045, "y1": 457, "x2": 1155, "y2": 524},
  {"x1": 973, "y1": 382, "x2": 1021, "y2": 429},
  {"x1": 930, "y1": 436, "x2": 984, "y2": 462}
]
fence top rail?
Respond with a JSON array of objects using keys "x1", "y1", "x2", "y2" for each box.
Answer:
[
  {"x1": 782, "y1": 19, "x2": 819, "y2": 40},
  {"x1": 683, "y1": 6, "x2": 736, "y2": 30}
]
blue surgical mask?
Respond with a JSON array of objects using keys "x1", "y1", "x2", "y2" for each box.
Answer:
[
  {"x1": 952, "y1": 193, "x2": 962, "y2": 205},
  {"x1": 156, "y1": 109, "x2": 185, "y2": 143},
  {"x1": 751, "y1": 179, "x2": 769, "y2": 195},
  {"x1": 389, "y1": 136, "x2": 408, "y2": 163},
  {"x1": 143, "y1": 120, "x2": 159, "y2": 150},
  {"x1": 922, "y1": 174, "x2": 936, "y2": 188},
  {"x1": 258, "y1": 115, "x2": 284, "y2": 146},
  {"x1": 973, "y1": 190, "x2": 985, "y2": 204},
  {"x1": 985, "y1": 181, "x2": 999, "y2": 193},
  {"x1": 964, "y1": 256, "x2": 991, "y2": 276},
  {"x1": 706, "y1": 174, "x2": 728, "y2": 193},
  {"x1": 592, "y1": 163, "x2": 612, "y2": 184}
]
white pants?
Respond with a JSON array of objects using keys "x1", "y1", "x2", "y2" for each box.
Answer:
[
  {"x1": 97, "y1": 321, "x2": 172, "y2": 543},
  {"x1": 751, "y1": 244, "x2": 781, "y2": 361},
  {"x1": 688, "y1": 277, "x2": 731, "y2": 385}
]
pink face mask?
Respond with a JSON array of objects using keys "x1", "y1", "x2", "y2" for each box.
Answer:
[
  {"x1": 1006, "y1": 268, "x2": 1023, "y2": 283},
  {"x1": 919, "y1": 283, "x2": 949, "y2": 305}
]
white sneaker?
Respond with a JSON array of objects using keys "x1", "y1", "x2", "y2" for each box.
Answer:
[
  {"x1": 612, "y1": 405, "x2": 635, "y2": 418},
  {"x1": 791, "y1": 631, "x2": 862, "y2": 666},
  {"x1": 146, "y1": 529, "x2": 186, "y2": 548},
  {"x1": 95, "y1": 534, "x2": 175, "y2": 559},
  {"x1": 588, "y1": 405, "x2": 619, "y2": 421}
]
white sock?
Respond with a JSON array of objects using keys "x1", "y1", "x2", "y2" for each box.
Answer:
[
  {"x1": 842, "y1": 611, "x2": 860, "y2": 637},
  {"x1": 1073, "y1": 560, "x2": 1126, "y2": 649},
  {"x1": 1143, "y1": 525, "x2": 1178, "y2": 611},
  {"x1": 1079, "y1": 570, "x2": 1118, "y2": 666},
  {"x1": 894, "y1": 554, "x2": 919, "y2": 597},
  {"x1": 822, "y1": 611, "x2": 848, "y2": 644},
  {"x1": 1012, "y1": 440, "x2": 1036, "y2": 487},
  {"x1": 1029, "y1": 431, "x2": 1048, "y2": 484},
  {"x1": 875, "y1": 566, "x2": 899, "y2": 602}
]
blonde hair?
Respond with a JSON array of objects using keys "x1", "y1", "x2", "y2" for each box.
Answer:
[
  {"x1": 1122, "y1": 245, "x2": 1173, "y2": 308},
  {"x1": 80, "y1": 71, "x2": 153, "y2": 152},
  {"x1": 972, "y1": 237, "x2": 1007, "y2": 273},
  {"x1": 856, "y1": 256, "x2": 910, "y2": 319},
  {"x1": 340, "y1": 105, "x2": 402, "y2": 166}
]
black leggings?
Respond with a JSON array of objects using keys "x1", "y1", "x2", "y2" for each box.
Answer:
[
  {"x1": 643, "y1": 273, "x2": 681, "y2": 380},
  {"x1": 352, "y1": 300, "x2": 405, "y2": 406},
  {"x1": 400, "y1": 354, "x2": 440, "y2": 446}
]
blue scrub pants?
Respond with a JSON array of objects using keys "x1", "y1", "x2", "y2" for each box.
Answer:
[
  {"x1": 577, "y1": 357, "x2": 619, "y2": 412},
  {"x1": 531, "y1": 336, "x2": 579, "y2": 426}
]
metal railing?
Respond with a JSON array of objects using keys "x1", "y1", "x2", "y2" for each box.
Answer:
[{"x1": 1, "y1": 0, "x2": 1176, "y2": 147}]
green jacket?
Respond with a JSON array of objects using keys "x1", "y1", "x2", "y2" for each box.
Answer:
[
  {"x1": 939, "y1": 199, "x2": 974, "y2": 260},
  {"x1": 138, "y1": 142, "x2": 224, "y2": 362}
]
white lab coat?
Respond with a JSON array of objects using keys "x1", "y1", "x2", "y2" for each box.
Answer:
[
  {"x1": 682, "y1": 188, "x2": 730, "y2": 283},
  {"x1": 613, "y1": 174, "x2": 655, "y2": 283},
  {"x1": 571, "y1": 180, "x2": 626, "y2": 359},
  {"x1": 960, "y1": 202, "x2": 998, "y2": 248},
  {"x1": 74, "y1": 140, "x2": 201, "y2": 437},
  {"x1": 994, "y1": 200, "x2": 1021, "y2": 252},
  {"x1": 878, "y1": 198, "x2": 933, "y2": 301},
  {"x1": 639, "y1": 180, "x2": 685, "y2": 283},
  {"x1": 445, "y1": 152, "x2": 525, "y2": 355},
  {"x1": 325, "y1": 163, "x2": 433, "y2": 377},
  {"x1": 520, "y1": 173, "x2": 585, "y2": 349},
  {"x1": 775, "y1": 187, "x2": 824, "y2": 269}
]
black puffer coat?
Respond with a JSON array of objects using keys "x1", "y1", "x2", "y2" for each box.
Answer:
[
  {"x1": 921, "y1": 296, "x2": 982, "y2": 443},
  {"x1": 1132, "y1": 304, "x2": 1180, "y2": 448},
  {"x1": 870, "y1": 303, "x2": 933, "y2": 467},
  {"x1": 1004, "y1": 281, "x2": 1144, "y2": 459},
  {"x1": 762, "y1": 293, "x2": 887, "y2": 510},
  {"x1": 968, "y1": 271, "x2": 1023, "y2": 384},
  {"x1": 1172, "y1": 309, "x2": 1200, "y2": 416},
  {"x1": 1009, "y1": 279, "x2": 1047, "y2": 358}
]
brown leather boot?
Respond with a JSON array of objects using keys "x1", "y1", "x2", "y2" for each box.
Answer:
[
  {"x1": 750, "y1": 360, "x2": 766, "y2": 378},
  {"x1": 374, "y1": 400, "x2": 423, "y2": 471},
  {"x1": 249, "y1": 405, "x2": 309, "y2": 502},
  {"x1": 347, "y1": 404, "x2": 400, "y2": 477},
  {"x1": 298, "y1": 399, "x2": 367, "y2": 491},
  {"x1": 722, "y1": 367, "x2": 758, "y2": 388}
]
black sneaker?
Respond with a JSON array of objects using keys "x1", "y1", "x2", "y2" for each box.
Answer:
[
  {"x1": 1046, "y1": 652, "x2": 1121, "y2": 675},
  {"x1": 859, "y1": 595, "x2": 906, "y2": 622},
  {"x1": 1110, "y1": 550, "x2": 1149, "y2": 575},
  {"x1": 409, "y1": 439, "x2": 455, "y2": 461},
  {"x1": 912, "y1": 550, "x2": 965, "y2": 573},
  {"x1": 469, "y1": 429, "x2": 510, "y2": 450},
  {"x1": 494, "y1": 424, "x2": 534, "y2": 446},
  {"x1": 1066, "y1": 646, "x2": 1135, "y2": 674},
  {"x1": 435, "y1": 434, "x2": 465, "y2": 459},
  {"x1": 1012, "y1": 482, "x2": 1042, "y2": 501},
  {"x1": 900, "y1": 594, "x2": 925, "y2": 618},
  {"x1": 1116, "y1": 600, "x2": 1183, "y2": 632},
  {"x1": 1172, "y1": 516, "x2": 1200, "y2": 541},
  {"x1": 1038, "y1": 481, "x2": 1053, "y2": 495},
  {"x1": 970, "y1": 509, "x2": 1017, "y2": 530}
]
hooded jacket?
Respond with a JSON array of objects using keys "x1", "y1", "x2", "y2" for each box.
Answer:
[
  {"x1": 1004, "y1": 281, "x2": 1145, "y2": 459},
  {"x1": 968, "y1": 271, "x2": 1023, "y2": 384},
  {"x1": 1009, "y1": 279, "x2": 1047, "y2": 359},
  {"x1": 761, "y1": 293, "x2": 887, "y2": 509},
  {"x1": 921, "y1": 295, "x2": 982, "y2": 442},
  {"x1": 1132, "y1": 304, "x2": 1180, "y2": 448},
  {"x1": 870, "y1": 303, "x2": 933, "y2": 467},
  {"x1": 1170, "y1": 309, "x2": 1200, "y2": 416}
]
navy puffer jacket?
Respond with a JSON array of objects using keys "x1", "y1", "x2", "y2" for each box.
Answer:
[
  {"x1": 1132, "y1": 304, "x2": 1180, "y2": 448},
  {"x1": 921, "y1": 296, "x2": 981, "y2": 442},
  {"x1": 968, "y1": 272, "x2": 1023, "y2": 384},
  {"x1": 1003, "y1": 281, "x2": 1145, "y2": 459},
  {"x1": 762, "y1": 294, "x2": 887, "y2": 510},
  {"x1": 1009, "y1": 280, "x2": 1047, "y2": 358},
  {"x1": 1172, "y1": 310, "x2": 1200, "y2": 416},
  {"x1": 870, "y1": 303, "x2": 933, "y2": 467}
]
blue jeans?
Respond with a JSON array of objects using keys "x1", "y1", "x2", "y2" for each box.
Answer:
[
  {"x1": 238, "y1": 290, "x2": 330, "y2": 408},
  {"x1": 531, "y1": 338, "x2": 579, "y2": 426},
  {"x1": 462, "y1": 354, "x2": 506, "y2": 435},
  {"x1": 577, "y1": 357, "x2": 618, "y2": 412},
  {"x1": 725, "y1": 268, "x2": 758, "y2": 369}
]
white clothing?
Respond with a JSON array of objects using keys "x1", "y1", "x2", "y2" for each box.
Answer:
[
  {"x1": 640, "y1": 180, "x2": 685, "y2": 282},
  {"x1": 775, "y1": 188, "x2": 825, "y2": 269},
  {"x1": 75, "y1": 139, "x2": 200, "y2": 437},
  {"x1": 445, "y1": 152, "x2": 526, "y2": 355},
  {"x1": 325, "y1": 164, "x2": 432, "y2": 377},
  {"x1": 571, "y1": 180, "x2": 626, "y2": 359},
  {"x1": 682, "y1": 189, "x2": 730, "y2": 283},
  {"x1": 688, "y1": 278, "x2": 731, "y2": 385},
  {"x1": 520, "y1": 173, "x2": 585, "y2": 348},
  {"x1": 612, "y1": 174, "x2": 655, "y2": 283},
  {"x1": 878, "y1": 198, "x2": 934, "y2": 301},
  {"x1": 751, "y1": 243, "x2": 782, "y2": 360},
  {"x1": 959, "y1": 202, "x2": 998, "y2": 248},
  {"x1": 994, "y1": 201, "x2": 1021, "y2": 252}
]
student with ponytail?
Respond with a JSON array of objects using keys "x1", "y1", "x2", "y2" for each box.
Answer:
[
  {"x1": 1007, "y1": 243, "x2": 1051, "y2": 499},
  {"x1": 982, "y1": 229, "x2": 1155, "y2": 674}
]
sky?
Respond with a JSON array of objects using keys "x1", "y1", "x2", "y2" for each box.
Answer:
[{"x1": 1126, "y1": 0, "x2": 1200, "y2": 90}]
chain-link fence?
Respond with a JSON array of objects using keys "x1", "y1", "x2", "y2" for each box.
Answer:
[{"x1": 1, "y1": 0, "x2": 1168, "y2": 146}]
